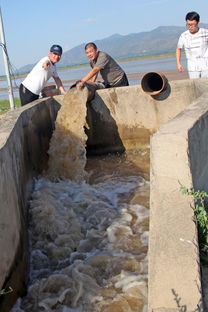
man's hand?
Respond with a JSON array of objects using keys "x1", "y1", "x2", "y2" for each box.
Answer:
[
  {"x1": 76, "y1": 80, "x2": 85, "y2": 89},
  {"x1": 177, "y1": 63, "x2": 184, "y2": 72}
]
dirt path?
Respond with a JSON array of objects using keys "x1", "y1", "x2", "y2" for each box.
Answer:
[{"x1": 127, "y1": 69, "x2": 189, "y2": 81}]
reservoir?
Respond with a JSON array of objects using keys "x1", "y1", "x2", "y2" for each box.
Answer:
[{"x1": 0, "y1": 56, "x2": 187, "y2": 101}]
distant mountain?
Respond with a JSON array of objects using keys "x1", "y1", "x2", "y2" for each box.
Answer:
[
  {"x1": 59, "y1": 26, "x2": 189, "y2": 67},
  {"x1": 18, "y1": 24, "x2": 208, "y2": 73},
  {"x1": 18, "y1": 63, "x2": 36, "y2": 74}
]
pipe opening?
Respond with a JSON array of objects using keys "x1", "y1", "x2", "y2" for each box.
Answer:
[{"x1": 141, "y1": 72, "x2": 168, "y2": 95}]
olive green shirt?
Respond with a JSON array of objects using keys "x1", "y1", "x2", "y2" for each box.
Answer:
[{"x1": 90, "y1": 51, "x2": 125, "y2": 86}]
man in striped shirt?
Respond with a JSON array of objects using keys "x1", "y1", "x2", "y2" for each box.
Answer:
[{"x1": 176, "y1": 11, "x2": 208, "y2": 79}]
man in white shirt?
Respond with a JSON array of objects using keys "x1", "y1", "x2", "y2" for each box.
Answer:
[
  {"x1": 176, "y1": 11, "x2": 208, "y2": 79},
  {"x1": 19, "y1": 44, "x2": 66, "y2": 106}
]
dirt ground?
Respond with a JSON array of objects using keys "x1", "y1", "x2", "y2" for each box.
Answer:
[{"x1": 128, "y1": 69, "x2": 189, "y2": 82}]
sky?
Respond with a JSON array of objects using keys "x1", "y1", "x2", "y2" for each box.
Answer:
[{"x1": 0, "y1": 0, "x2": 208, "y2": 75}]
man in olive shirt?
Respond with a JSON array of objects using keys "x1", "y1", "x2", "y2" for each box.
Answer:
[{"x1": 77, "y1": 42, "x2": 129, "y2": 89}]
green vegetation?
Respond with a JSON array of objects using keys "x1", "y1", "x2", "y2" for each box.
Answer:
[
  {"x1": 0, "y1": 98, "x2": 21, "y2": 115},
  {"x1": 117, "y1": 52, "x2": 177, "y2": 63},
  {"x1": 181, "y1": 186, "x2": 208, "y2": 263},
  {"x1": 0, "y1": 286, "x2": 13, "y2": 296},
  {"x1": 58, "y1": 63, "x2": 89, "y2": 71}
]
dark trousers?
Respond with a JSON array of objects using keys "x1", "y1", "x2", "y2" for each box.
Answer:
[
  {"x1": 106, "y1": 73, "x2": 129, "y2": 88},
  {"x1": 19, "y1": 83, "x2": 39, "y2": 106}
]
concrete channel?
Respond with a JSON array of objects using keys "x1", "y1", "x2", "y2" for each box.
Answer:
[{"x1": 0, "y1": 77, "x2": 208, "y2": 311}]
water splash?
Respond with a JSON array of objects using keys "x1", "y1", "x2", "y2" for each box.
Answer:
[
  {"x1": 47, "y1": 87, "x2": 88, "y2": 182},
  {"x1": 12, "y1": 165, "x2": 149, "y2": 311}
]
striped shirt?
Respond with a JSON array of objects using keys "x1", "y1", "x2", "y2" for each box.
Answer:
[{"x1": 177, "y1": 28, "x2": 208, "y2": 71}]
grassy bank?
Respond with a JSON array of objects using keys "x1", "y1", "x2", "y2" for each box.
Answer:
[{"x1": 0, "y1": 98, "x2": 21, "y2": 115}]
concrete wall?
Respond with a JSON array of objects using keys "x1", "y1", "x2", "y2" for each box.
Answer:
[
  {"x1": 0, "y1": 78, "x2": 208, "y2": 311},
  {"x1": 149, "y1": 91, "x2": 208, "y2": 312},
  {"x1": 0, "y1": 96, "x2": 61, "y2": 311},
  {"x1": 86, "y1": 79, "x2": 208, "y2": 310},
  {"x1": 86, "y1": 79, "x2": 198, "y2": 154}
]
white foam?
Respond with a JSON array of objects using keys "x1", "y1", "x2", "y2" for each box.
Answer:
[
  {"x1": 47, "y1": 88, "x2": 89, "y2": 182},
  {"x1": 13, "y1": 173, "x2": 149, "y2": 311}
]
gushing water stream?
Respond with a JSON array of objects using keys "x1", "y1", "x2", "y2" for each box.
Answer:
[
  {"x1": 12, "y1": 88, "x2": 149, "y2": 312},
  {"x1": 47, "y1": 88, "x2": 89, "y2": 182}
]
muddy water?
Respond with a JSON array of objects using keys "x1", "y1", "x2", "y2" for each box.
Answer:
[
  {"x1": 12, "y1": 88, "x2": 150, "y2": 312},
  {"x1": 12, "y1": 152, "x2": 149, "y2": 312},
  {"x1": 47, "y1": 88, "x2": 89, "y2": 182}
]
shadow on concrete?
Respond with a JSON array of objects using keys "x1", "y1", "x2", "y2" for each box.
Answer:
[
  {"x1": 171, "y1": 286, "x2": 203, "y2": 312},
  {"x1": 85, "y1": 94, "x2": 126, "y2": 156},
  {"x1": 151, "y1": 83, "x2": 171, "y2": 101},
  {"x1": 172, "y1": 289, "x2": 188, "y2": 312},
  {"x1": 25, "y1": 99, "x2": 61, "y2": 174}
]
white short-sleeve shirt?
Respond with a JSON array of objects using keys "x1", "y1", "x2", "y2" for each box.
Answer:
[
  {"x1": 22, "y1": 56, "x2": 59, "y2": 95},
  {"x1": 177, "y1": 28, "x2": 208, "y2": 71}
]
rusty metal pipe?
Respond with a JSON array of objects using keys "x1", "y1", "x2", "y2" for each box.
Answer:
[{"x1": 141, "y1": 72, "x2": 168, "y2": 95}]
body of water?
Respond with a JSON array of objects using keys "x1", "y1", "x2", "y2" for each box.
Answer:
[{"x1": 0, "y1": 56, "x2": 186, "y2": 101}]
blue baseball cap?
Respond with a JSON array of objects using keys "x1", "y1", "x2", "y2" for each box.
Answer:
[{"x1": 50, "y1": 44, "x2": 63, "y2": 55}]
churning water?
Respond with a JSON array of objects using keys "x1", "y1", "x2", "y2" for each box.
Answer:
[
  {"x1": 12, "y1": 88, "x2": 149, "y2": 312},
  {"x1": 47, "y1": 88, "x2": 88, "y2": 182}
]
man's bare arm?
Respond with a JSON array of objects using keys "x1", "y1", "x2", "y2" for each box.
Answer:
[
  {"x1": 53, "y1": 76, "x2": 67, "y2": 95},
  {"x1": 176, "y1": 47, "x2": 184, "y2": 72}
]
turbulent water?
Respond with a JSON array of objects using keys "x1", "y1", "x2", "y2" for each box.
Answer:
[
  {"x1": 11, "y1": 87, "x2": 149, "y2": 312},
  {"x1": 47, "y1": 87, "x2": 88, "y2": 182}
]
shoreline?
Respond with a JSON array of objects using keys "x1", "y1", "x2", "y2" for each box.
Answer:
[
  {"x1": 0, "y1": 69, "x2": 189, "y2": 94},
  {"x1": 127, "y1": 69, "x2": 188, "y2": 81},
  {"x1": 0, "y1": 52, "x2": 185, "y2": 81}
]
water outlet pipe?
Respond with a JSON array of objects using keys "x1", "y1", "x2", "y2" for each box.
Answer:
[{"x1": 141, "y1": 72, "x2": 168, "y2": 95}]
